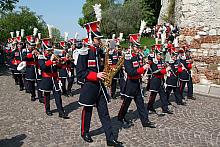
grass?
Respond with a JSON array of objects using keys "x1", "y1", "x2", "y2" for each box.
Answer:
[{"x1": 120, "y1": 37, "x2": 155, "y2": 49}]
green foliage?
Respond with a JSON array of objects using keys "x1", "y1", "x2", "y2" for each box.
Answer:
[
  {"x1": 0, "y1": 0, "x2": 19, "y2": 13},
  {"x1": 78, "y1": 0, "x2": 112, "y2": 27},
  {"x1": 79, "y1": 0, "x2": 162, "y2": 38},
  {"x1": 120, "y1": 37, "x2": 155, "y2": 48},
  {"x1": 0, "y1": 6, "x2": 48, "y2": 42}
]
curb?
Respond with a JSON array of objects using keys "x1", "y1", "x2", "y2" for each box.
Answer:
[{"x1": 193, "y1": 84, "x2": 220, "y2": 99}]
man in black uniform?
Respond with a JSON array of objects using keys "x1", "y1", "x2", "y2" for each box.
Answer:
[
  {"x1": 118, "y1": 34, "x2": 155, "y2": 128},
  {"x1": 38, "y1": 39, "x2": 69, "y2": 119},
  {"x1": 147, "y1": 45, "x2": 173, "y2": 114},
  {"x1": 23, "y1": 36, "x2": 42, "y2": 102},
  {"x1": 165, "y1": 48, "x2": 186, "y2": 105},
  {"x1": 178, "y1": 47, "x2": 195, "y2": 100},
  {"x1": 10, "y1": 39, "x2": 24, "y2": 91},
  {"x1": 76, "y1": 21, "x2": 123, "y2": 147},
  {"x1": 108, "y1": 40, "x2": 123, "y2": 99}
]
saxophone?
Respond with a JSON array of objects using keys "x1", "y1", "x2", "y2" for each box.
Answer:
[{"x1": 103, "y1": 46, "x2": 124, "y2": 87}]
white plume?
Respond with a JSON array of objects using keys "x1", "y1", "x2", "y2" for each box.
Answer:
[
  {"x1": 21, "y1": 29, "x2": 25, "y2": 37},
  {"x1": 64, "y1": 32, "x2": 69, "y2": 42},
  {"x1": 93, "y1": 4, "x2": 102, "y2": 21},
  {"x1": 10, "y1": 32, "x2": 14, "y2": 38},
  {"x1": 139, "y1": 20, "x2": 146, "y2": 35},
  {"x1": 16, "y1": 31, "x2": 20, "y2": 37},
  {"x1": 74, "y1": 32, "x2": 79, "y2": 39},
  {"x1": 119, "y1": 33, "x2": 123, "y2": 40},
  {"x1": 38, "y1": 33, "x2": 41, "y2": 39},
  {"x1": 33, "y1": 28, "x2": 38, "y2": 36},
  {"x1": 112, "y1": 34, "x2": 116, "y2": 39},
  {"x1": 47, "y1": 24, "x2": 53, "y2": 38}
]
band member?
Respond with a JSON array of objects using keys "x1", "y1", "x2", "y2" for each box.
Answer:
[
  {"x1": 38, "y1": 39, "x2": 69, "y2": 119},
  {"x1": 58, "y1": 42, "x2": 69, "y2": 96},
  {"x1": 147, "y1": 44, "x2": 173, "y2": 114},
  {"x1": 108, "y1": 40, "x2": 123, "y2": 99},
  {"x1": 118, "y1": 34, "x2": 155, "y2": 128},
  {"x1": 76, "y1": 21, "x2": 123, "y2": 146},
  {"x1": 178, "y1": 47, "x2": 195, "y2": 100},
  {"x1": 166, "y1": 48, "x2": 186, "y2": 105},
  {"x1": 10, "y1": 40, "x2": 24, "y2": 91},
  {"x1": 145, "y1": 53, "x2": 154, "y2": 91},
  {"x1": 23, "y1": 36, "x2": 42, "y2": 102}
]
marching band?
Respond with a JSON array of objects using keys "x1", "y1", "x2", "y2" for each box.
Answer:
[{"x1": 0, "y1": 4, "x2": 195, "y2": 147}]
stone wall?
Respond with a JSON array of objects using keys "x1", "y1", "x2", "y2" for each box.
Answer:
[{"x1": 158, "y1": 0, "x2": 220, "y2": 84}]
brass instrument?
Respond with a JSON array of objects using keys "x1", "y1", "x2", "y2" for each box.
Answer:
[{"x1": 103, "y1": 46, "x2": 124, "y2": 87}]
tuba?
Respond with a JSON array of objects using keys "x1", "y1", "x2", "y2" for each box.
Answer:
[{"x1": 103, "y1": 46, "x2": 124, "y2": 87}]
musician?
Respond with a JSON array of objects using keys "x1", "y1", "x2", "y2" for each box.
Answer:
[
  {"x1": 66, "y1": 42, "x2": 78, "y2": 95},
  {"x1": 58, "y1": 42, "x2": 69, "y2": 96},
  {"x1": 76, "y1": 21, "x2": 123, "y2": 146},
  {"x1": 38, "y1": 39, "x2": 69, "y2": 119},
  {"x1": 108, "y1": 40, "x2": 123, "y2": 99},
  {"x1": 23, "y1": 37, "x2": 43, "y2": 102},
  {"x1": 166, "y1": 49, "x2": 186, "y2": 105},
  {"x1": 10, "y1": 40, "x2": 24, "y2": 91},
  {"x1": 118, "y1": 34, "x2": 155, "y2": 128},
  {"x1": 147, "y1": 46, "x2": 173, "y2": 114},
  {"x1": 145, "y1": 53, "x2": 154, "y2": 91},
  {"x1": 178, "y1": 47, "x2": 195, "y2": 100}
]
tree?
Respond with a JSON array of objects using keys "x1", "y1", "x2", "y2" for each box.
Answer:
[
  {"x1": 0, "y1": 0, "x2": 19, "y2": 13},
  {"x1": 78, "y1": 0, "x2": 113, "y2": 27},
  {"x1": 79, "y1": 0, "x2": 162, "y2": 38},
  {"x1": 0, "y1": 6, "x2": 49, "y2": 42}
]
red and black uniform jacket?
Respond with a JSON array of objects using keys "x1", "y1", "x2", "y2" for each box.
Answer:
[
  {"x1": 76, "y1": 45, "x2": 108, "y2": 106},
  {"x1": 122, "y1": 53, "x2": 146, "y2": 98},
  {"x1": 179, "y1": 56, "x2": 193, "y2": 81},
  {"x1": 166, "y1": 60, "x2": 183, "y2": 87}
]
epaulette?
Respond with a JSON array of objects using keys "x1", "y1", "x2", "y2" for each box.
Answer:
[
  {"x1": 125, "y1": 54, "x2": 132, "y2": 60},
  {"x1": 78, "y1": 47, "x2": 89, "y2": 55},
  {"x1": 38, "y1": 55, "x2": 46, "y2": 60}
]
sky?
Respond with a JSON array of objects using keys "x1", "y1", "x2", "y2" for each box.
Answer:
[{"x1": 16, "y1": 0, "x2": 87, "y2": 38}]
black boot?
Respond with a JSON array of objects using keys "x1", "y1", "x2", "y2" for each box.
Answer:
[
  {"x1": 59, "y1": 112, "x2": 69, "y2": 119},
  {"x1": 31, "y1": 96, "x2": 36, "y2": 101},
  {"x1": 162, "y1": 109, "x2": 173, "y2": 114},
  {"x1": 81, "y1": 133, "x2": 93, "y2": 143},
  {"x1": 142, "y1": 121, "x2": 156, "y2": 128},
  {"x1": 20, "y1": 87, "x2": 24, "y2": 91},
  {"x1": 118, "y1": 118, "x2": 133, "y2": 128},
  {"x1": 107, "y1": 140, "x2": 123, "y2": 147},
  {"x1": 46, "y1": 111, "x2": 53, "y2": 116}
]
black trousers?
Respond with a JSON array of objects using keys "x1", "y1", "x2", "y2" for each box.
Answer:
[
  {"x1": 81, "y1": 94, "x2": 114, "y2": 141},
  {"x1": 111, "y1": 79, "x2": 117, "y2": 97},
  {"x1": 44, "y1": 89, "x2": 64, "y2": 114},
  {"x1": 26, "y1": 80, "x2": 43, "y2": 99},
  {"x1": 67, "y1": 76, "x2": 75, "y2": 92},
  {"x1": 60, "y1": 78, "x2": 67, "y2": 94},
  {"x1": 27, "y1": 80, "x2": 36, "y2": 98},
  {"x1": 179, "y1": 78, "x2": 193, "y2": 98},
  {"x1": 14, "y1": 74, "x2": 24, "y2": 89},
  {"x1": 118, "y1": 95, "x2": 149, "y2": 125},
  {"x1": 111, "y1": 78, "x2": 125, "y2": 97},
  {"x1": 148, "y1": 86, "x2": 169, "y2": 111},
  {"x1": 166, "y1": 86, "x2": 183, "y2": 104},
  {"x1": 37, "y1": 80, "x2": 43, "y2": 100}
]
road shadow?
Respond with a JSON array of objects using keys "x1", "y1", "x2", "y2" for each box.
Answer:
[
  {"x1": 0, "y1": 134, "x2": 27, "y2": 147},
  {"x1": 89, "y1": 108, "x2": 140, "y2": 140},
  {"x1": 63, "y1": 100, "x2": 81, "y2": 115},
  {"x1": 0, "y1": 66, "x2": 11, "y2": 76}
]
